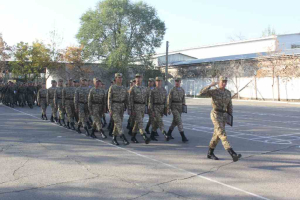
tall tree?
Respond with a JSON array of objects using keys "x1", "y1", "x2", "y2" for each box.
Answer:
[
  {"x1": 76, "y1": 0, "x2": 166, "y2": 78},
  {"x1": 0, "y1": 33, "x2": 11, "y2": 80}
]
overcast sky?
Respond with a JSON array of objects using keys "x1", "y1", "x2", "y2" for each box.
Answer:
[{"x1": 1, "y1": 0, "x2": 300, "y2": 53}]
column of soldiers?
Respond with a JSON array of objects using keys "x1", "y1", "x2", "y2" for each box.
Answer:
[
  {"x1": 0, "y1": 81, "x2": 41, "y2": 108},
  {"x1": 1, "y1": 74, "x2": 241, "y2": 162}
]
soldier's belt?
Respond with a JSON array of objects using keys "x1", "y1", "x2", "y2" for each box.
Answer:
[
  {"x1": 112, "y1": 101, "x2": 125, "y2": 103},
  {"x1": 92, "y1": 102, "x2": 102, "y2": 104},
  {"x1": 214, "y1": 109, "x2": 226, "y2": 113},
  {"x1": 65, "y1": 98, "x2": 73, "y2": 100},
  {"x1": 172, "y1": 101, "x2": 182, "y2": 103},
  {"x1": 134, "y1": 101, "x2": 145, "y2": 104},
  {"x1": 154, "y1": 103, "x2": 164, "y2": 105},
  {"x1": 79, "y1": 102, "x2": 88, "y2": 104}
]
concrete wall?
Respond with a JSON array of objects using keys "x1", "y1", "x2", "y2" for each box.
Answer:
[{"x1": 178, "y1": 77, "x2": 300, "y2": 101}]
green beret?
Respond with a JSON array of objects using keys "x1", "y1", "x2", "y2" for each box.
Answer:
[{"x1": 175, "y1": 77, "x2": 182, "y2": 82}]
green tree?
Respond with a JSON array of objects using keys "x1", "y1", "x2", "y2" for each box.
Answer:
[
  {"x1": 0, "y1": 33, "x2": 11, "y2": 80},
  {"x1": 76, "y1": 0, "x2": 166, "y2": 79}
]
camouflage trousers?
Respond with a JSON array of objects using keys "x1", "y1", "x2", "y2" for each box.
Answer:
[
  {"x1": 132, "y1": 104, "x2": 145, "y2": 135},
  {"x1": 65, "y1": 100, "x2": 75, "y2": 123},
  {"x1": 19, "y1": 94, "x2": 26, "y2": 105},
  {"x1": 147, "y1": 109, "x2": 153, "y2": 128},
  {"x1": 78, "y1": 103, "x2": 89, "y2": 127},
  {"x1": 49, "y1": 99, "x2": 58, "y2": 118},
  {"x1": 40, "y1": 99, "x2": 47, "y2": 115},
  {"x1": 111, "y1": 103, "x2": 125, "y2": 136},
  {"x1": 152, "y1": 105, "x2": 165, "y2": 132},
  {"x1": 209, "y1": 111, "x2": 231, "y2": 150},
  {"x1": 56, "y1": 100, "x2": 65, "y2": 120},
  {"x1": 27, "y1": 95, "x2": 34, "y2": 105},
  {"x1": 91, "y1": 104, "x2": 104, "y2": 131},
  {"x1": 169, "y1": 104, "x2": 183, "y2": 132}
]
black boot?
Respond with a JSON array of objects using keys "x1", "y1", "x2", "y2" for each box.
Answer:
[
  {"x1": 66, "y1": 122, "x2": 71, "y2": 129},
  {"x1": 100, "y1": 129, "x2": 107, "y2": 139},
  {"x1": 50, "y1": 116, "x2": 54, "y2": 123},
  {"x1": 207, "y1": 148, "x2": 219, "y2": 160},
  {"x1": 145, "y1": 124, "x2": 150, "y2": 135},
  {"x1": 90, "y1": 129, "x2": 97, "y2": 138},
  {"x1": 109, "y1": 127, "x2": 113, "y2": 137},
  {"x1": 227, "y1": 148, "x2": 242, "y2": 162},
  {"x1": 84, "y1": 126, "x2": 90, "y2": 137},
  {"x1": 77, "y1": 125, "x2": 82, "y2": 134},
  {"x1": 131, "y1": 133, "x2": 139, "y2": 143},
  {"x1": 180, "y1": 131, "x2": 189, "y2": 142},
  {"x1": 70, "y1": 122, "x2": 76, "y2": 130},
  {"x1": 142, "y1": 134, "x2": 151, "y2": 144},
  {"x1": 120, "y1": 134, "x2": 130, "y2": 145},
  {"x1": 112, "y1": 136, "x2": 119, "y2": 145},
  {"x1": 126, "y1": 121, "x2": 131, "y2": 130},
  {"x1": 44, "y1": 115, "x2": 48, "y2": 120},
  {"x1": 150, "y1": 131, "x2": 158, "y2": 141},
  {"x1": 41, "y1": 114, "x2": 44, "y2": 120},
  {"x1": 167, "y1": 129, "x2": 174, "y2": 139},
  {"x1": 163, "y1": 130, "x2": 170, "y2": 141},
  {"x1": 58, "y1": 119, "x2": 62, "y2": 126},
  {"x1": 154, "y1": 131, "x2": 159, "y2": 137}
]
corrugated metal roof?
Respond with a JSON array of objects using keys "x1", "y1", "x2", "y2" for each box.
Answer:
[{"x1": 171, "y1": 52, "x2": 268, "y2": 66}]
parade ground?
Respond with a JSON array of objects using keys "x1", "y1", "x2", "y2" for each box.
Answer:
[{"x1": 0, "y1": 98, "x2": 299, "y2": 200}]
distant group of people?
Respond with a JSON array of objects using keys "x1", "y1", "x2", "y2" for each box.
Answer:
[
  {"x1": 0, "y1": 75, "x2": 242, "y2": 162},
  {"x1": 0, "y1": 81, "x2": 39, "y2": 108}
]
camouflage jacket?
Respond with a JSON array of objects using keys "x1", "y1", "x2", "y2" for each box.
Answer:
[
  {"x1": 129, "y1": 85, "x2": 147, "y2": 110},
  {"x1": 200, "y1": 86, "x2": 233, "y2": 114},
  {"x1": 167, "y1": 86, "x2": 186, "y2": 110},
  {"x1": 54, "y1": 87, "x2": 64, "y2": 106},
  {"x1": 74, "y1": 86, "x2": 90, "y2": 110},
  {"x1": 149, "y1": 87, "x2": 167, "y2": 111},
  {"x1": 62, "y1": 87, "x2": 76, "y2": 106},
  {"x1": 88, "y1": 87, "x2": 106, "y2": 112},
  {"x1": 47, "y1": 86, "x2": 57, "y2": 104},
  {"x1": 107, "y1": 85, "x2": 128, "y2": 113},
  {"x1": 37, "y1": 88, "x2": 47, "y2": 103}
]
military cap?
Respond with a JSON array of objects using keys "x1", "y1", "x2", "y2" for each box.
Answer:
[
  {"x1": 80, "y1": 77, "x2": 87, "y2": 81},
  {"x1": 175, "y1": 77, "x2": 182, "y2": 82},
  {"x1": 58, "y1": 79, "x2": 63, "y2": 82},
  {"x1": 115, "y1": 73, "x2": 123, "y2": 78},
  {"x1": 148, "y1": 78, "x2": 155, "y2": 82},
  {"x1": 135, "y1": 73, "x2": 142, "y2": 77},
  {"x1": 155, "y1": 77, "x2": 163, "y2": 81},
  {"x1": 93, "y1": 78, "x2": 101, "y2": 82},
  {"x1": 51, "y1": 80, "x2": 56, "y2": 84},
  {"x1": 219, "y1": 76, "x2": 228, "y2": 81}
]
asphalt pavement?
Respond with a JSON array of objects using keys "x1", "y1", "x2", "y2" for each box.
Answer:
[{"x1": 0, "y1": 98, "x2": 299, "y2": 200}]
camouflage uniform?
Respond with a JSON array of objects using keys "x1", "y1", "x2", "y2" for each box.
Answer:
[
  {"x1": 145, "y1": 79, "x2": 155, "y2": 134},
  {"x1": 47, "y1": 85, "x2": 58, "y2": 120},
  {"x1": 199, "y1": 84, "x2": 232, "y2": 150},
  {"x1": 27, "y1": 84, "x2": 35, "y2": 107},
  {"x1": 62, "y1": 85, "x2": 76, "y2": 125},
  {"x1": 88, "y1": 82, "x2": 106, "y2": 134},
  {"x1": 18, "y1": 85, "x2": 26, "y2": 106},
  {"x1": 74, "y1": 84, "x2": 90, "y2": 128},
  {"x1": 54, "y1": 86, "x2": 65, "y2": 121},
  {"x1": 167, "y1": 86, "x2": 185, "y2": 132},
  {"x1": 108, "y1": 84, "x2": 128, "y2": 136},
  {"x1": 200, "y1": 76, "x2": 241, "y2": 162},
  {"x1": 37, "y1": 88, "x2": 47, "y2": 116}
]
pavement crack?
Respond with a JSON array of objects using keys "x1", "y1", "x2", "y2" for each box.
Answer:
[
  {"x1": 127, "y1": 191, "x2": 153, "y2": 200},
  {"x1": 13, "y1": 158, "x2": 30, "y2": 177}
]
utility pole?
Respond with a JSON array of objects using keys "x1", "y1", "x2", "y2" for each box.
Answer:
[{"x1": 165, "y1": 41, "x2": 169, "y2": 93}]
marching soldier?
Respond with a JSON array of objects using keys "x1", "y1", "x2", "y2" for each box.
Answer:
[
  {"x1": 62, "y1": 79, "x2": 76, "y2": 130},
  {"x1": 101, "y1": 82, "x2": 107, "y2": 128},
  {"x1": 18, "y1": 83, "x2": 26, "y2": 107},
  {"x1": 108, "y1": 79, "x2": 115, "y2": 137},
  {"x1": 74, "y1": 78, "x2": 90, "y2": 136},
  {"x1": 129, "y1": 74, "x2": 151, "y2": 144},
  {"x1": 108, "y1": 73, "x2": 130, "y2": 145},
  {"x1": 126, "y1": 79, "x2": 136, "y2": 136},
  {"x1": 199, "y1": 76, "x2": 242, "y2": 162},
  {"x1": 27, "y1": 81, "x2": 35, "y2": 108},
  {"x1": 167, "y1": 77, "x2": 188, "y2": 142},
  {"x1": 149, "y1": 77, "x2": 169, "y2": 141},
  {"x1": 88, "y1": 78, "x2": 107, "y2": 139},
  {"x1": 145, "y1": 78, "x2": 155, "y2": 135},
  {"x1": 37, "y1": 83, "x2": 48, "y2": 120},
  {"x1": 47, "y1": 80, "x2": 58, "y2": 123},
  {"x1": 54, "y1": 79, "x2": 66, "y2": 126}
]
